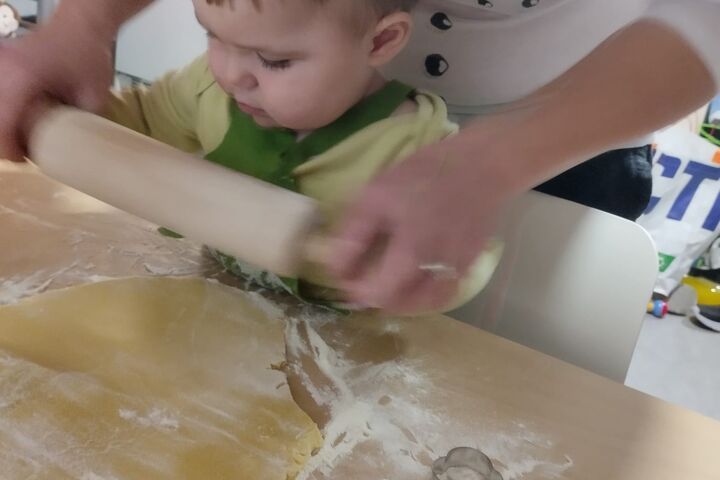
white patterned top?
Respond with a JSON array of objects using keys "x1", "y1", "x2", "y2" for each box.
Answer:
[{"x1": 385, "y1": 0, "x2": 720, "y2": 116}]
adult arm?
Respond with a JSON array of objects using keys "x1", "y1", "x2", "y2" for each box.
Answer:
[
  {"x1": 331, "y1": 13, "x2": 718, "y2": 314},
  {"x1": 0, "y1": 0, "x2": 154, "y2": 160}
]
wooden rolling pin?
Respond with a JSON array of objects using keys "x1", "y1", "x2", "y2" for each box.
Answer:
[{"x1": 27, "y1": 106, "x2": 325, "y2": 277}]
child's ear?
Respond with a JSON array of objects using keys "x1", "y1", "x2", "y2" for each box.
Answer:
[{"x1": 368, "y1": 11, "x2": 413, "y2": 67}]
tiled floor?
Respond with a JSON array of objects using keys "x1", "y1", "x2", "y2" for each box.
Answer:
[{"x1": 625, "y1": 313, "x2": 720, "y2": 421}]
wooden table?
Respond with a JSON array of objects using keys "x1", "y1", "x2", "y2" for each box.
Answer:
[{"x1": 2, "y1": 162, "x2": 719, "y2": 479}]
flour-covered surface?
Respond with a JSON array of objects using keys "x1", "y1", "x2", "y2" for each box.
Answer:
[
  {"x1": 3, "y1": 164, "x2": 720, "y2": 480},
  {"x1": 0, "y1": 277, "x2": 322, "y2": 479},
  {"x1": 285, "y1": 315, "x2": 574, "y2": 480},
  {"x1": 0, "y1": 163, "x2": 225, "y2": 304},
  {"x1": 0, "y1": 165, "x2": 575, "y2": 479}
]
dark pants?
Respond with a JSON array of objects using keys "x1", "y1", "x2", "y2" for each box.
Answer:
[{"x1": 534, "y1": 145, "x2": 653, "y2": 221}]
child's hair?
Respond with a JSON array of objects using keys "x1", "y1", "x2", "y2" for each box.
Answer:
[{"x1": 206, "y1": 0, "x2": 418, "y2": 18}]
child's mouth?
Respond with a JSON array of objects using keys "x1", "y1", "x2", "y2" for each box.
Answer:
[{"x1": 236, "y1": 101, "x2": 266, "y2": 117}]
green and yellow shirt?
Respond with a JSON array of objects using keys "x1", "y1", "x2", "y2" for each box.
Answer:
[{"x1": 105, "y1": 55, "x2": 501, "y2": 312}]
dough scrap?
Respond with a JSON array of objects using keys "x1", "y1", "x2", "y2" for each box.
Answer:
[{"x1": 0, "y1": 277, "x2": 322, "y2": 479}]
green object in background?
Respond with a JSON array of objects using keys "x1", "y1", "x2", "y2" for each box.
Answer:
[
  {"x1": 157, "y1": 227, "x2": 184, "y2": 239},
  {"x1": 700, "y1": 123, "x2": 720, "y2": 147},
  {"x1": 658, "y1": 253, "x2": 676, "y2": 273}
]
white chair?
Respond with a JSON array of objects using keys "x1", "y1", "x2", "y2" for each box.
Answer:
[{"x1": 450, "y1": 191, "x2": 658, "y2": 382}]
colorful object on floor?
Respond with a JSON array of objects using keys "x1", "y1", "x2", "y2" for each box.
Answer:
[
  {"x1": 691, "y1": 305, "x2": 720, "y2": 332},
  {"x1": 689, "y1": 265, "x2": 720, "y2": 284},
  {"x1": 681, "y1": 275, "x2": 720, "y2": 332},
  {"x1": 682, "y1": 275, "x2": 720, "y2": 307},
  {"x1": 647, "y1": 300, "x2": 668, "y2": 318}
]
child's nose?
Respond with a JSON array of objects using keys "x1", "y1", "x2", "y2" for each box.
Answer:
[
  {"x1": 233, "y1": 71, "x2": 259, "y2": 90},
  {"x1": 226, "y1": 59, "x2": 258, "y2": 90}
]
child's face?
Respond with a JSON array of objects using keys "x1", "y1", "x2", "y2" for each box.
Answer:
[{"x1": 194, "y1": 0, "x2": 378, "y2": 130}]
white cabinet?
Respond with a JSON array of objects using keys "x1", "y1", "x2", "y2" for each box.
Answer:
[
  {"x1": 8, "y1": 0, "x2": 38, "y2": 17},
  {"x1": 115, "y1": 0, "x2": 207, "y2": 82},
  {"x1": 9, "y1": 0, "x2": 57, "y2": 21},
  {"x1": 8, "y1": 0, "x2": 206, "y2": 82}
]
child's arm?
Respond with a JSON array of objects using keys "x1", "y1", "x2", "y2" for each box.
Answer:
[{"x1": 104, "y1": 55, "x2": 214, "y2": 154}]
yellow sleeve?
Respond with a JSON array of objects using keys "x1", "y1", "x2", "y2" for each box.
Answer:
[{"x1": 104, "y1": 55, "x2": 215, "y2": 153}]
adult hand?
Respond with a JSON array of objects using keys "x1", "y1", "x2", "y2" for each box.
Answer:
[
  {"x1": 330, "y1": 127, "x2": 514, "y2": 314},
  {"x1": 331, "y1": 20, "x2": 717, "y2": 315},
  {"x1": 0, "y1": 22, "x2": 113, "y2": 160},
  {"x1": 0, "y1": 0, "x2": 153, "y2": 161}
]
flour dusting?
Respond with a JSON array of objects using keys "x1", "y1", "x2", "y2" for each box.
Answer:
[
  {"x1": 118, "y1": 408, "x2": 180, "y2": 431},
  {"x1": 142, "y1": 263, "x2": 202, "y2": 276},
  {"x1": 81, "y1": 473, "x2": 118, "y2": 480},
  {"x1": 0, "y1": 275, "x2": 54, "y2": 305},
  {"x1": 287, "y1": 318, "x2": 574, "y2": 479},
  {"x1": 0, "y1": 204, "x2": 62, "y2": 230},
  {"x1": 0, "y1": 265, "x2": 78, "y2": 305},
  {"x1": 502, "y1": 455, "x2": 575, "y2": 479}
]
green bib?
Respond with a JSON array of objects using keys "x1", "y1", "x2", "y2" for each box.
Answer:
[
  {"x1": 177, "y1": 81, "x2": 414, "y2": 300},
  {"x1": 205, "y1": 80, "x2": 414, "y2": 190}
]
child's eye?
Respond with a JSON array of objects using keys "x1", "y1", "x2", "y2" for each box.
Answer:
[{"x1": 257, "y1": 53, "x2": 291, "y2": 71}]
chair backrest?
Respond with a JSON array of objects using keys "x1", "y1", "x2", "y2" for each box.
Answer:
[{"x1": 450, "y1": 191, "x2": 658, "y2": 382}]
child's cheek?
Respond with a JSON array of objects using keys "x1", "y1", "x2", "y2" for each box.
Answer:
[
  {"x1": 264, "y1": 96, "x2": 306, "y2": 130},
  {"x1": 206, "y1": 47, "x2": 228, "y2": 89}
]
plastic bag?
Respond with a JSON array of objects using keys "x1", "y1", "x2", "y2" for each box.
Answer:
[{"x1": 638, "y1": 123, "x2": 720, "y2": 295}]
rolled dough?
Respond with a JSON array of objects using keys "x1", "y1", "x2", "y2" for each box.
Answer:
[{"x1": 0, "y1": 277, "x2": 322, "y2": 479}]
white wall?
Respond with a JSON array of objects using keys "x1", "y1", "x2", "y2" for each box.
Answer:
[
  {"x1": 115, "y1": 0, "x2": 207, "y2": 82},
  {"x1": 9, "y1": 0, "x2": 206, "y2": 81},
  {"x1": 9, "y1": 0, "x2": 37, "y2": 17},
  {"x1": 9, "y1": 0, "x2": 58, "y2": 21}
]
